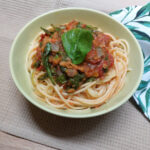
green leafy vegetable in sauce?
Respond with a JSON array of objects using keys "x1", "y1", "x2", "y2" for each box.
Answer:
[
  {"x1": 58, "y1": 51, "x2": 68, "y2": 61},
  {"x1": 105, "y1": 55, "x2": 108, "y2": 60},
  {"x1": 38, "y1": 73, "x2": 48, "y2": 80},
  {"x1": 61, "y1": 28, "x2": 93, "y2": 64},
  {"x1": 42, "y1": 43, "x2": 55, "y2": 84},
  {"x1": 60, "y1": 66, "x2": 67, "y2": 73},
  {"x1": 86, "y1": 77, "x2": 96, "y2": 82},
  {"x1": 56, "y1": 74, "x2": 67, "y2": 84},
  {"x1": 69, "y1": 73, "x2": 85, "y2": 89},
  {"x1": 39, "y1": 42, "x2": 43, "y2": 48},
  {"x1": 54, "y1": 54, "x2": 59, "y2": 59},
  {"x1": 50, "y1": 24, "x2": 61, "y2": 32},
  {"x1": 102, "y1": 68, "x2": 108, "y2": 73},
  {"x1": 33, "y1": 60, "x2": 41, "y2": 68},
  {"x1": 76, "y1": 22, "x2": 82, "y2": 28},
  {"x1": 40, "y1": 27, "x2": 53, "y2": 35},
  {"x1": 55, "y1": 27, "x2": 61, "y2": 31},
  {"x1": 86, "y1": 25, "x2": 97, "y2": 32},
  {"x1": 51, "y1": 67, "x2": 57, "y2": 75}
]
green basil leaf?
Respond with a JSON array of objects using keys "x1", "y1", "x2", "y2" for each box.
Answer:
[{"x1": 61, "y1": 28, "x2": 93, "y2": 64}]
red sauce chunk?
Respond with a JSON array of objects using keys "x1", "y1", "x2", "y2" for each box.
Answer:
[{"x1": 84, "y1": 32, "x2": 114, "y2": 78}]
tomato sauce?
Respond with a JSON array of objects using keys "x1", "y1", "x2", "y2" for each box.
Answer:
[{"x1": 33, "y1": 20, "x2": 114, "y2": 91}]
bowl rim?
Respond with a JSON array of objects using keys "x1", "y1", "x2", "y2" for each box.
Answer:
[{"x1": 9, "y1": 7, "x2": 144, "y2": 118}]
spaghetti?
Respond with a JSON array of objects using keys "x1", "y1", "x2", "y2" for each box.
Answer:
[{"x1": 26, "y1": 20, "x2": 129, "y2": 110}]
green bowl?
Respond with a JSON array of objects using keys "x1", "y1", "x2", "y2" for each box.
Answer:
[{"x1": 9, "y1": 8, "x2": 144, "y2": 118}]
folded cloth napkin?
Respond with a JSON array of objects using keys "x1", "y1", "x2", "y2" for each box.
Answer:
[{"x1": 110, "y1": 2, "x2": 150, "y2": 120}]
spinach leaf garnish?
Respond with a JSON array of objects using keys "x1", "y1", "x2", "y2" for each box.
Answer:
[
  {"x1": 61, "y1": 28, "x2": 93, "y2": 64},
  {"x1": 42, "y1": 43, "x2": 55, "y2": 85}
]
